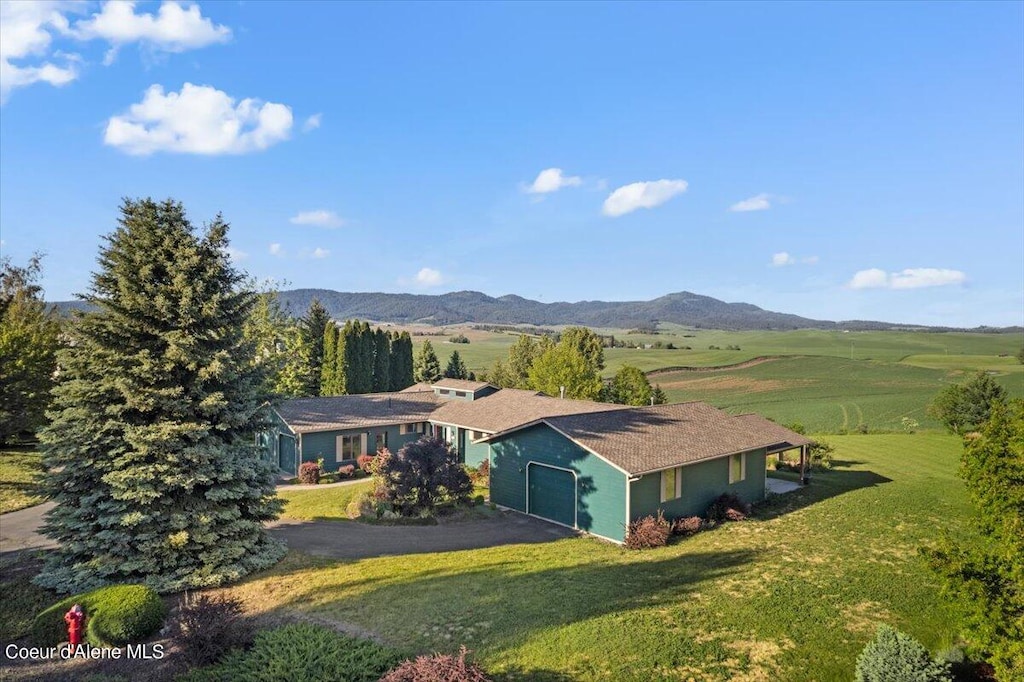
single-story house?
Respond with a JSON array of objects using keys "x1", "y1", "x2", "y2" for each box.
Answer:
[{"x1": 261, "y1": 380, "x2": 812, "y2": 543}]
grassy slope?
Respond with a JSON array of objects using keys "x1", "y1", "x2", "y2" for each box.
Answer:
[
  {"x1": 277, "y1": 481, "x2": 374, "y2": 521},
  {"x1": 229, "y1": 433, "x2": 971, "y2": 682},
  {"x1": 0, "y1": 447, "x2": 46, "y2": 514}
]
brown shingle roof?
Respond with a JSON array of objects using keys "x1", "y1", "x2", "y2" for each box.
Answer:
[
  {"x1": 431, "y1": 379, "x2": 494, "y2": 392},
  {"x1": 275, "y1": 391, "x2": 441, "y2": 434},
  {"x1": 541, "y1": 402, "x2": 812, "y2": 475},
  {"x1": 399, "y1": 383, "x2": 434, "y2": 393},
  {"x1": 429, "y1": 388, "x2": 628, "y2": 434}
]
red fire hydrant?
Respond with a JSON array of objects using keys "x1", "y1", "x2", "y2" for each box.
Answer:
[{"x1": 64, "y1": 604, "x2": 85, "y2": 646}]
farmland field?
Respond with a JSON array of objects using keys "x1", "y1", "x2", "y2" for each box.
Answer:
[{"x1": 225, "y1": 433, "x2": 973, "y2": 682}]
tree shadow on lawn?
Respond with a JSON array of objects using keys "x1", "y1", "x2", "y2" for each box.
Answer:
[
  {"x1": 760, "y1": 466, "x2": 892, "y2": 521},
  {"x1": 260, "y1": 547, "x2": 759, "y2": 664}
]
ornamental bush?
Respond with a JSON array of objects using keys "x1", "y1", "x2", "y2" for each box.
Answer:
[
  {"x1": 624, "y1": 511, "x2": 671, "y2": 549},
  {"x1": 706, "y1": 493, "x2": 750, "y2": 523},
  {"x1": 854, "y1": 625, "x2": 952, "y2": 682},
  {"x1": 338, "y1": 464, "x2": 356, "y2": 478},
  {"x1": 380, "y1": 646, "x2": 491, "y2": 682},
  {"x1": 298, "y1": 461, "x2": 321, "y2": 485},
  {"x1": 31, "y1": 584, "x2": 167, "y2": 647},
  {"x1": 372, "y1": 437, "x2": 473, "y2": 517},
  {"x1": 173, "y1": 591, "x2": 253, "y2": 668},
  {"x1": 357, "y1": 453, "x2": 376, "y2": 473},
  {"x1": 672, "y1": 516, "x2": 704, "y2": 536}
]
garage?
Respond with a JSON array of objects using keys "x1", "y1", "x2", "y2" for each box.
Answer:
[{"x1": 527, "y1": 463, "x2": 576, "y2": 528}]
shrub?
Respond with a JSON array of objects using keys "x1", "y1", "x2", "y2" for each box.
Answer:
[
  {"x1": 298, "y1": 461, "x2": 321, "y2": 485},
  {"x1": 357, "y1": 453, "x2": 376, "y2": 473},
  {"x1": 854, "y1": 625, "x2": 952, "y2": 682},
  {"x1": 380, "y1": 646, "x2": 491, "y2": 682},
  {"x1": 178, "y1": 622, "x2": 402, "y2": 682},
  {"x1": 856, "y1": 423, "x2": 869, "y2": 435},
  {"x1": 706, "y1": 493, "x2": 750, "y2": 524},
  {"x1": 373, "y1": 437, "x2": 473, "y2": 517},
  {"x1": 338, "y1": 465, "x2": 356, "y2": 478},
  {"x1": 173, "y1": 591, "x2": 253, "y2": 668},
  {"x1": 31, "y1": 584, "x2": 166, "y2": 647},
  {"x1": 671, "y1": 516, "x2": 703, "y2": 536},
  {"x1": 624, "y1": 511, "x2": 671, "y2": 549},
  {"x1": 809, "y1": 439, "x2": 834, "y2": 469}
]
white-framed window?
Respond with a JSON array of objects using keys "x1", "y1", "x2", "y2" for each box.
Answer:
[
  {"x1": 337, "y1": 434, "x2": 366, "y2": 459},
  {"x1": 470, "y1": 430, "x2": 484, "y2": 441},
  {"x1": 455, "y1": 390, "x2": 467, "y2": 398},
  {"x1": 400, "y1": 422, "x2": 425, "y2": 435},
  {"x1": 661, "y1": 466, "x2": 682, "y2": 502},
  {"x1": 729, "y1": 453, "x2": 746, "y2": 484}
]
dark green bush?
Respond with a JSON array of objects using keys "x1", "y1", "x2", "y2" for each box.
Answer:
[
  {"x1": 178, "y1": 622, "x2": 402, "y2": 682},
  {"x1": 854, "y1": 625, "x2": 952, "y2": 682},
  {"x1": 31, "y1": 584, "x2": 166, "y2": 647}
]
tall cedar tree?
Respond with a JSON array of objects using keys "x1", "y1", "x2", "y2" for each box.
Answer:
[
  {"x1": 444, "y1": 350, "x2": 468, "y2": 379},
  {"x1": 321, "y1": 323, "x2": 339, "y2": 395},
  {"x1": 36, "y1": 199, "x2": 284, "y2": 594},
  {"x1": 0, "y1": 255, "x2": 62, "y2": 444},
  {"x1": 414, "y1": 339, "x2": 442, "y2": 383},
  {"x1": 390, "y1": 331, "x2": 414, "y2": 390},
  {"x1": 300, "y1": 298, "x2": 331, "y2": 395},
  {"x1": 373, "y1": 328, "x2": 391, "y2": 392},
  {"x1": 924, "y1": 400, "x2": 1024, "y2": 679}
]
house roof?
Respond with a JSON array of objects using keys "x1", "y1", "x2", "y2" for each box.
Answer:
[
  {"x1": 274, "y1": 391, "x2": 441, "y2": 434},
  {"x1": 532, "y1": 402, "x2": 813, "y2": 475},
  {"x1": 431, "y1": 379, "x2": 495, "y2": 392},
  {"x1": 398, "y1": 383, "x2": 434, "y2": 393},
  {"x1": 429, "y1": 388, "x2": 628, "y2": 433}
]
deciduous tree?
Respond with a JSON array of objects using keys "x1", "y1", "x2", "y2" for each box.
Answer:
[
  {"x1": 528, "y1": 342, "x2": 602, "y2": 400},
  {"x1": 609, "y1": 365, "x2": 653, "y2": 406},
  {"x1": 36, "y1": 198, "x2": 283, "y2": 593},
  {"x1": 929, "y1": 371, "x2": 1008, "y2": 435}
]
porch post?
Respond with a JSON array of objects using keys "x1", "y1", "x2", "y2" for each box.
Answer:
[{"x1": 800, "y1": 444, "x2": 809, "y2": 485}]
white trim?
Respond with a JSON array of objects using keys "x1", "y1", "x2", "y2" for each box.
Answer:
[
  {"x1": 429, "y1": 419, "x2": 493, "y2": 437},
  {"x1": 480, "y1": 419, "x2": 632, "y2": 476},
  {"x1": 636, "y1": 445, "x2": 767, "y2": 478},
  {"x1": 728, "y1": 452, "x2": 747, "y2": 484},
  {"x1": 525, "y1": 461, "x2": 578, "y2": 529}
]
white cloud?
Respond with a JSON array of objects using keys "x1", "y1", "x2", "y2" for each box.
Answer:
[
  {"x1": 602, "y1": 179, "x2": 688, "y2": 217},
  {"x1": 526, "y1": 168, "x2": 583, "y2": 194},
  {"x1": 302, "y1": 113, "x2": 321, "y2": 132},
  {"x1": 268, "y1": 243, "x2": 284, "y2": 256},
  {"x1": 311, "y1": 247, "x2": 329, "y2": 259},
  {"x1": 729, "y1": 193, "x2": 773, "y2": 212},
  {"x1": 415, "y1": 267, "x2": 443, "y2": 287},
  {"x1": 771, "y1": 252, "x2": 795, "y2": 267},
  {"x1": 104, "y1": 83, "x2": 293, "y2": 155},
  {"x1": 73, "y1": 1, "x2": 230, "y2": 62},
  {"x1": 0, "y1": 1, "x2": 78, "y2": 103},
  {"x1": 848, "y1": 267, "x2": 967, "y2": 290},
  {"x1": 289, "y1": 209, "x2": 343, "y2": 228}
]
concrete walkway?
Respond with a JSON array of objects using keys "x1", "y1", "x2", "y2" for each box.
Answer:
[{"x1": 766, "y1": 477, "x2": 802, "y2": 495}]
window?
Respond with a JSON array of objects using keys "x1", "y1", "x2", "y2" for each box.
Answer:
[
  {"x1": 455, "y1": 390, "x2": 467, "y2": 398},
  {"x1": 470, "y1": 430, "x2": 484, "y2": 441},
  {"x1": 400, "y1": 422, "x2": 424, "y2": 435},
  {"x1": 729, "y1": 453, "x2": 746, "y2": 483},
  {"x1": 337, "y1": 434, "x2": 365, "y2": 459},
  {"x1": 661, "y1": 467, "x2": 682, "y2": 502},
  {"x1": 375, "y1": 431, "x2": 387, "y2": 451}
]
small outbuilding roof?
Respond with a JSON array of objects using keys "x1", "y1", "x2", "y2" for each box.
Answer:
[
  {"x1": 274, "y1": 391, "x2": 441, "y2": 434},
  {"x1": 488, "y1": 402, "x2": 812, "y2": 475},
  {"x1": 429, "y1": 388, "x2": 627, "y2": 434}
]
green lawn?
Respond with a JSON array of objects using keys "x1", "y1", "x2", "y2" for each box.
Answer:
[
  {"x1": 0, "y1": 447, "x2": 46, "y2": 514},
  {"x1": 277, "y1": 480, "x2": 374, "y2": 521},
  {"x1": 227, "y1": 433, "x2": 972, "y2": 682}
]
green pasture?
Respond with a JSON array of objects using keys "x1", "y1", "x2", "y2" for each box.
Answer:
[{"x1": 228, "y1": 433, "x2": 972, "y2": 682}]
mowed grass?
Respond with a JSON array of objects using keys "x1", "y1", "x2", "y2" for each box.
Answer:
[
  {"x1": 226, "y1": 433, "x2": 971, "y2": 682},
  {"x1": 655, "y1": 355, "x2": 1024, "y2": 433},
  {"x1": 277, "y1": 480, "x2": 373, "y2": 522},
  {"x1": 0, "y1": 447, "x2": 47, "y2": 514}
]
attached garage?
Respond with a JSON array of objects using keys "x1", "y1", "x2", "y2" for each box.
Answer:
[{"x1": 527, "y1": 463, "x2": 576, "y2": 527}]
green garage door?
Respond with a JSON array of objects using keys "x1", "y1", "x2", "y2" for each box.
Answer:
[
  {"x1": 528, "y1": 464, "x2": 576, "y2": 528},
  {"x1": 278, "y1": 435, "x2": 296, "y2": 474}
]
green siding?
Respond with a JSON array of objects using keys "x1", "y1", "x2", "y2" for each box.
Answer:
[
  {"x1": 464, "y1": 435, "x2": 491, "y2": 468},
  {"x1": 629, "y1": 448, "x2": 768, "y2": 521},
  {"x1": 299, "y1": 424, "x2": 424, "y2": 472},
  {"x1": 489, "y1": 424, "x2": 627, "y2": 542}
]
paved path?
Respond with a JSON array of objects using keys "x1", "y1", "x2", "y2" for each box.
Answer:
[
  {"x1": 0, "y1": 501, "x2": 56, "y2": 555},
  {"x1": 2, "y1": 499, "x2": 572, "y2": 559}
]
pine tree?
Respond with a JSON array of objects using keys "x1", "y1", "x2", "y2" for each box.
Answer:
[
  {"x1": 651, "y1": 384, "x2": 668, "y2": 405},
  {"x1": 300, "y1": 298, "x2": 331, "y2": 396},
  {"x1": 321, "y1": 323, "x2": 338, "y2": 395},
  {"x1": 35, "y1": 198, "x2": 284, "y2": 594},
  {"x1": 373, "y1": 328, "x2": 391, "y2": 392},
  {"x1": 414, "y1": 339, "x2": 442, "y2": 383},
  {"x1": 444, "y1": 350, "x2": 468, "y2": 379}
]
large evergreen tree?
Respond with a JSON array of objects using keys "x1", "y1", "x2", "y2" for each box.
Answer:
[
  {"x1": 321, "y1": 323, "x2": 339, "y2": 395},
  {"x1": 243, "y1": 289, "x2": 308, "y2": 398},
  {"x1": 300, "y1": 298, "x2": 331, "y2": 396},
  {"x1": 0, "y1": 255, "x2": 62, "y2": 444},
  {"x1": 414, "y1": 339, "x2": 442, "y2": 383},
  {"x1": 372, "y1": 328, "x2": 391, "y2": 392},
  {"x1": 444, "y1": 350, "x2": 468, "y2": 379},
  {"x1": 389, "y1": 331, "x2": 414, "y2": 390},
  {"x1": 36, "y1": 199, "x2": 284, "y2": 594}
]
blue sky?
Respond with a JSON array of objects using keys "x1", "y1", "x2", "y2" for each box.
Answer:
[{"x1": 1, "y1": 1, "x2": 1022, "y2": 327}]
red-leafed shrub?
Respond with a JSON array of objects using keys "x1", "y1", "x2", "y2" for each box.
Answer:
[
  {"x1": 338, "y1": 464, "x2": 356, "y2": 478},
  {"x1": 298, "y1": 461, "x2": 320, "y2": 485},
  {"x1": 372, "y1": 438, "x2": 473, "y2": 517},
  {"x1": 624, "y1": 511, "x2": 671, "y2": 549},
  {"x1": 379, "y1": 646, "x2": 491, "y2": 682},
  {"x1": 672, "y1": 516, "x2": 704, "y2": 536},
  {"x1": 476, "y1": 459, "x2": 489, "y2": 480},
  {"x1": 706, "y1": 493, "x2": 751, "y2": 523},
  {"x1": 357, "y1": 453, "x2": 376, "y2": 473}
]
